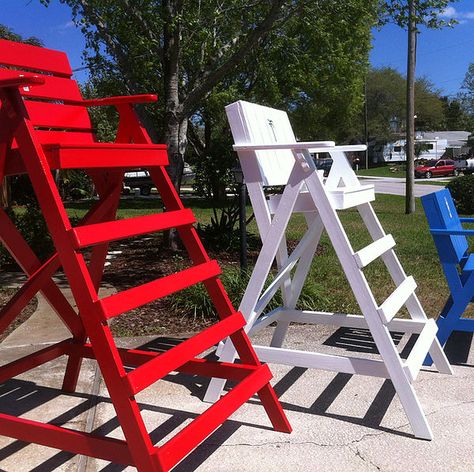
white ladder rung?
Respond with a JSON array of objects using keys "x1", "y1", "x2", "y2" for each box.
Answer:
[
  {"x1": 377, "y1": 276, "x2": 417, "y2": 324},
  {"x1": 353, "y1": 234, "x2": 396, "y2": 268},
  {"x1": 404, "y1": 319, "x2": 438, "y2": 382},
  {"x1": 327, "y1": 184, "x2": 375, "y2": 209}
]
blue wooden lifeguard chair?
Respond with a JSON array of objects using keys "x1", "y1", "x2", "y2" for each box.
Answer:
[{"x1": 422, "y1": 188, "x2": 474, "y2": 353}]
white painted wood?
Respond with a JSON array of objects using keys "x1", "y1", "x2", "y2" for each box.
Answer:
[
  {"x1": 282, "y1": 309, "x2": 427, "y2": 333},
  {"x1": 253, "y1": 346, "x2": 390, "y2": 378},
  {"x1": 404, "y1": 319, "x2": 439, "y2": 382},
  {"x1": 354, "y1": 235, "x2": 396, "y2": 268},
  {"x1": 204, "y1": 100, "x2": 451, "y2": 440},
  {"x1": 377, "y1": 276, "x2": 417, "y2": 324},
  {"x1": 233, "y1": 143, "x2": 365, "y2": 152}
]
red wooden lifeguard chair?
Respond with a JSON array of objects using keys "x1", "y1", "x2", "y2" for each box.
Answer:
[{"x1": 0, "y1": 39, "x2": 290, "y2": 471}]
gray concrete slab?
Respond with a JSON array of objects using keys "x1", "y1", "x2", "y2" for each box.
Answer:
[{"x1": 0, "y1": 322, "x2": 473, "y2": 471}]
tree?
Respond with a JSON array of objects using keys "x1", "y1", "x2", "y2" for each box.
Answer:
[
  {"x1": 366, "y1": 67, "x2": 445, "y2": 139},
  {"x1": 460, "y1": 63, "x2": 474, "y2": 117},
  {"x1": 379, "y1": 0, "x2": 457, "y2": 214},
  {"x1": 41, "y1": 0, "x2": 378, "y2": 190}
]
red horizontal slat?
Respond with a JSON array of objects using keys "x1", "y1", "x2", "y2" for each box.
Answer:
[
  {"x1": 0, "y1": 70, "x2": 83, "y2": 102},
  {"x1": 0, "y1": 39, "x2": 72, "y2": 77},
  {"x1": 0, "y1": 414, "x2": 133, "y2": 465},
  {"x1": 71, "y1": 344, "x2": 259, "y2": 381},
  {"x1": 26, "y1": 101, "x2": 92, "y2": 130},
  {"x1": 99, "y1": 260, "x2": 221, "y2": 319},
  {"x1": 0, "y1": 340, "x2": 71, "y2": 383},
  {"x1": 70, "y1": 209, "x2": 196, "y2": 248},
  {"x1": 35, "y1": 130, "x2": 95, "y2": 146},
  {"x1": 45, "y1": 143, "x2": 169, "y2": 169},
  {"x1": 159, "y1": 364, "x2": 273, "y2": 470},
  {"x1": 125, "y1": 311, "x2": 246, "y2": 395}
]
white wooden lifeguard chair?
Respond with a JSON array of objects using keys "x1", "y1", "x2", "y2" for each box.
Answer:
[{"x1": 204, "y1": 100, "x2": 453, "y2": 440}]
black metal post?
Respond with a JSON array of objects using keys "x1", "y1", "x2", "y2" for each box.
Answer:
[{"x1": 239, "y1": 181, "x2": 248, "y2": 272}]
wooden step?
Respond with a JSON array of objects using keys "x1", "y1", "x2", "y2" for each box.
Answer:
[
  {"x1": 327, "y1": 184, "x2": 375, "y2": 210},
  {"x1": 353, "y1": 235, "x2": 396, "y2": 268},
  {"x1": 377, "y1": 276, "x2": 417, "y2": 324},
  {"x1": 124, "y1": 311, "x2": 247, "y2": 395},
  {"x1": 404, "y1": 319, "x2": 438, "y2": 382},
  {"x1": 70, "y1": 209, "x2": 195, "y2": 248},
  {"x1": 98, "y1": 260, "x2": 221, "y2": 319}
]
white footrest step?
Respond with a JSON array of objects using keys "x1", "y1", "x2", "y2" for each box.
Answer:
[
  {"x1": 354, "y1": 235, "x2": 396, "y2": 268},
  {"x1": 327, "y1": 184, "x2": 375, "y2": 210},
  {"x1": 377, "y1": 276, "x2": 417, "y2": 324},
  {"x1": 404, "y1": 319, "x2": 438, "y2": 382}
]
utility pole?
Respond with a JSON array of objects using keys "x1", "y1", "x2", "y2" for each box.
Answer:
[
  {"x1": 405, "y1": 0, "x2": 416, "y2": 214},
  {"x1": 364, "y1": 78, "x2": 369, "y2": 169}
]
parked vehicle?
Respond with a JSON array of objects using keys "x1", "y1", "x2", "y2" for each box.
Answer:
[
  {"x1": 454, "y1": 157, "x2": 474, "y2": 175},
  {"x1": 123, "y1": 170, "x2": 153, "y2": 195},
  {"x1": 315, "y1": 157, "x2": 333, "y2": 177},
  {"x1": 414, "y1": 159, "x2": 458, "y2": 179}
]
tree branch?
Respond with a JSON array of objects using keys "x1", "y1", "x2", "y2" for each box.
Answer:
[{"x1": 181, "y1": 0, "x2": 292, "y2": 117}]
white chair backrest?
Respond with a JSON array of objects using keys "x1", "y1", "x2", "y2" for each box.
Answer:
[{"x1": 225, "y1": 100, "x2": 297, "y2": 186}]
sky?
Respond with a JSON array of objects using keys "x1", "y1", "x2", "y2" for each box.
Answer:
[{"x1": 1, "y1": 0, "x2": 474, "y2": 98}]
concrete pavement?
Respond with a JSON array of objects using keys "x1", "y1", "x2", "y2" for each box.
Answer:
[
  {"x1": 0, "y1": 290, "x2": 473, "y2": 471},
  {"x1": 358, "y1": 176, "x2": 447, "y2": 197}
]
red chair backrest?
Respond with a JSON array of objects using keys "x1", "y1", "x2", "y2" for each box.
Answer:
[{"x1": 0, "y1": 39, "x2": 95, "y2": 145}]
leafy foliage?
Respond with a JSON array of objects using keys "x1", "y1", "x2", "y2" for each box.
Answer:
[{"x1": 446, "y1": 175, "x2": 474, "y2": 214}]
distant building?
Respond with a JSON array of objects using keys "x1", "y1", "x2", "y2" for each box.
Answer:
[{"x1": 374, "y1": 131, "x2": 471, "y2": 163}]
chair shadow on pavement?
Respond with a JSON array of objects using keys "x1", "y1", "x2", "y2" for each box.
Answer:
[{"x1": 0, "y1": 335, "x2": 274, "y2": 472}]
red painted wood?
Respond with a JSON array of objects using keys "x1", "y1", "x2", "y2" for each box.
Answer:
[
  {"x1": 0, "y1": 70, "x2": 83, "y2": 102},
  {"x1": 73, "y1": 343, "x2": 259, "y2": 381},
  {"x1": 99, "y1": 260, "x2": 222, "y2": 319},
  {"x1": 0, "y1": 340, "x2": 70, "y2": 383},
  {"x1": 0, "y1": 71, "x2": 45, "y2": 88},
  {"x1": 0, "y1": 414, "x2": 133, "y2": 465},
  {"x1": 125, "y1": 312, "x2": 246, "y2": 395},
  {"x1": 26, "y1": 101, "x2": 92, "y2": 130},
  {"x1": 44, "y1": 142, "x2": 169, "y2": 169},
  {"x1": 0, "y1": 39, "x2": 73, "y2": 77},
  {"x1": 159, "y1": 364, "x2": 273, "y2": 470},
  {"x1": 71, "y1": 209, "x2": 195, "y2": 248},
  {"x1": 83, "y1": 94, "x2": 158, "y2": 106},
  {"x1": 0, "y1": 39, "x2": 291, "y2": 470}
]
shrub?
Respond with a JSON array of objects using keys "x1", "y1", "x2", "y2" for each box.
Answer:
[{"x1": 446, "y1": 175, "x2": 474, "y2": 214}]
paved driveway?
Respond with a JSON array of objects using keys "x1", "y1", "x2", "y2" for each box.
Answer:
[{"x1": 359, "y1": 176, "x2": 446, "y2": 197}]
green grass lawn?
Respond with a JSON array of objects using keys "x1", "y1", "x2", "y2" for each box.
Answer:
[
  {"x1": 64, "y1": 194, "x2": 466, "y2": 321},
  {"x1": 356, "y1": 166, "x2": 406, "y2": 178}
]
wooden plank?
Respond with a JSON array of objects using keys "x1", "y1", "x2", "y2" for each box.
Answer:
[
  {"x1": 404, "y1": 319, "x2": 438, "y2": 381},
  {"x1": 70, "y1": 209, "x2": 196, "y2": 248},
  {"x1": 0, "y1": 414, "x2": 133, "y2": 465},
  {"x1": 36, "y1": 130, "x2": 95, "y2": 146},
  {"x1": 253, "y1": 345, "x2": 390, "y2": 377},
  {"x1": 377, "y1": 276, "x2": 417, "y2": 324},
  {"x1": 353, "y1": 234, "x2": 396, "y2": 268},
  {"x1": 99, "y1": 260, "x2": 222, "y2": 319},
  {"x1": 0, "y1": 341, "x2": 70, "y2": 383},
  {"x1": 45, "y1": 143, "x2": 169, "y2": 169},
  {"x1": 0, "y1": 39, "x2": 72, "y2": 77},
  {"x1": 26, "y1": 101, "x2": 92, "y2": 130},
  {"x1": 0, "y1": 71, "x2": 83, "y2": 102},
  {"x1": 159, "y1": 364, "x2": 272, "y2": 471},
  {"x1": 125, "y1": 312, "x2": 246, "y2": 395}
]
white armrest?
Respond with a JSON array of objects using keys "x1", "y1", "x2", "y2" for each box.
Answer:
[{"x1": 233, "y1": 142, "x2": 367, "y2": 153}]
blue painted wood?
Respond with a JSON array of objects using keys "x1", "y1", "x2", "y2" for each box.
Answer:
[{"x1": 421, "y1": 188, "x2": 474, "y2": 362}]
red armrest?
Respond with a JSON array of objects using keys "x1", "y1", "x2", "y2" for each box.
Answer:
[
  {"x1": 82, "y1": 94, "x2": 158, "y2": 107},
  {"x1": 0, "y1": 71, "x2": 45, "y2": 89}
]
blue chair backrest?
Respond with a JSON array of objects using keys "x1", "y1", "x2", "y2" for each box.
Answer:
[{"x1": 421, "y1": 189, "x2": 468, "y2": 264}]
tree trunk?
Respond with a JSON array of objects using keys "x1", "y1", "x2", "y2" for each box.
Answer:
[{"x1": 405, "y1": 0, "x2": 416, "y2": 214}]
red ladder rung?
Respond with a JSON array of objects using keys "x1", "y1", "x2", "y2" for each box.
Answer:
[
  {"x1": 98, "y1": 260, "x2": 221, "y2": 319},
  {"x1": 124, "y1": 311, "x2": 246, "y2": 396},
  {"x1": 0, "y1": 413, "x2": 133, "y2": 465},
  {"x1": 158, "y1": 364, "x2": 273, "y2": 470},
  {"x1": 70, "y1": 209, "x2": 195, "y2": 248}
]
